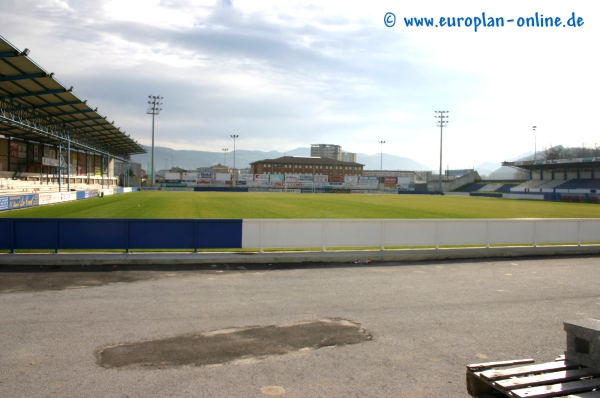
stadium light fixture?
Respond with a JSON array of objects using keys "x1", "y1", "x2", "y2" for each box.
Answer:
[
  {"x1": 147, "y1": 95, "x2": 163, "y2": 187},
  {"x1": 230, "y1": 135, "x2": 239, "y2": 186},
  {"x1": 435, "y1": 110, "x2": 449, "y2": 193},
  {"x1": 378, "y1": 140, "x2": 386, "y2": 171}
]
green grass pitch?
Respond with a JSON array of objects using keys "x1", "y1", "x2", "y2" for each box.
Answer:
[{"x1": 2, "y1": 191, "x2": 600, "y2": 219}]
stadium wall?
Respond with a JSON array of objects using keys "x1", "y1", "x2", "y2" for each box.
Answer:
[
  {"x1": 242, "y1": 219, "x2": 600, "y2": 251},
  {"x1": 0, "y1": 219, "x2": 241, "y2": 252},
  {"x1": 0, "y1": 187, "x2": 139, "y2": 211},
  {"x1": 2, "y1": 218, "x2": 598, "y2": 252}
]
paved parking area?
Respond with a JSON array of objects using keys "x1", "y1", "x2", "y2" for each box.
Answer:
[{"x1": 1, "y1": 256, "x2": 599, "y2": 397}]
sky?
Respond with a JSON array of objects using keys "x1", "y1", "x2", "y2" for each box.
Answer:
[{"x1": 1, "y1": 0, "x2": 598, "y2": 170}]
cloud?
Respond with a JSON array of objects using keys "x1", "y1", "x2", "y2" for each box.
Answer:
[{"x1": 1, "y1": 0, "x2": 598, "y2": 169}]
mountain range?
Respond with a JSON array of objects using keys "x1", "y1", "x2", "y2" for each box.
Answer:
[
  {"x1": 131, "y1": 146, "x2": 433, "y2": 172},
  {"x1": 130, "y1": 146, "x2": 535, "y2": 179}
]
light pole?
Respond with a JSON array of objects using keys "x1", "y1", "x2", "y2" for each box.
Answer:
[
  {"x1": 533, "y1": 126, "x2": 537, "y2": 161},
  {"x1": 222, "y1": 148, "x2": 228, "y2": 166},
  {"x1": 230, "y1": 134, "x2": 239, "y2": 186},
  {"x1": 378, "y1": 140, "x2": 386, "y2": 171},
  {"x1": 435, "y1": 110, "x2": 449, "y2": 193},
  {"x1": 147, "y1": 95, "x2": 163, "y2": 187}
]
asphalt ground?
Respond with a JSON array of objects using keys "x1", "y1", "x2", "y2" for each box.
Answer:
[{"x1": 1, "y1": 256, "x2": 600, "y2": 397}]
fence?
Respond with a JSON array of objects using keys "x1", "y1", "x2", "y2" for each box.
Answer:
[
  {"x1": 241, "y1": 219, "x2": 600, "y2": 251},
  {"x1": 0, "y1": 219, "x2": 242, "y2": 253},
  {"x1": 1, "y1": 218, "x2": 598, "y2": 253}
]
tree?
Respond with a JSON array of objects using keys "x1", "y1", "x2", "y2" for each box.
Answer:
[{"x1": 542, "y1": 145, "x2": 565, "y2": 160}]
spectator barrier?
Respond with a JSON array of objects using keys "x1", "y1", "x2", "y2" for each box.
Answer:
[
  {"x1": 241, "y1": 218, "x2": 600, "y2": 251},
  {"x1": 0, "y1": 219, "x2": 242, "y2": 252},
  {"x1": 4, "y1": 218, "x2": 595, "y2": 253}
]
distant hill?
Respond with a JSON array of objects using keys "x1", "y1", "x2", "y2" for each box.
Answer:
[
  {"x1": 476, "y1": 151, "x2": 534, "y2": 180},
  {"x1": 131, "y1": 146, "x2": 433, "y2": 172}
]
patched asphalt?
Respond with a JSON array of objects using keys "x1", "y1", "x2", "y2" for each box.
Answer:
[
  {"x1": 97, "y1": 319, "x2": 372, "y2": 369},
  {"x1": 1, "y1": 256, "x2": 600, "y2": 397}
]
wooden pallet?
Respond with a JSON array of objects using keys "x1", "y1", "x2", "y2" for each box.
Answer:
[{"x1": 467, "y1": 356, "x2": 600, "y2": 397}]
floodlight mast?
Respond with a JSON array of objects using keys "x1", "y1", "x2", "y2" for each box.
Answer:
[
  {"x1": 222, "y1": 148, "x2": 228, "y2": 165},
  {"x1": 378, "y1": 140, "x2": 386, "y2": 171},
  {"x1": 533, "y1": 126, "x2": 537, "y2": 161},
  {"x1": 147, "y1": 95, "x2": 163, "y2": 187},
  {"x1": 230, "y1": 135, "x2": 239, "y2": 186},
  {"x1": 435, "y1": 110, "x2": 449, "y2": 193}
]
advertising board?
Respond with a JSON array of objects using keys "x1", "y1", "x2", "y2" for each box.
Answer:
[
  {"x1": 344, "y1": 176, "x2": 358, "y2": 183},
  {"x1": 215, "y1": 173, "x2": 231, "y2": 181},
  {"x1": 285, "y1": 174, "x2": 301, "y2": 182},
  {"x1": 43, "y1": 146, "x2": 56, "y2": 159},
  {"x1": 270, "y1": 174, "x2": 284, "y2": 182},
  {"x1": 0, "y1": 196, "x2": 8, "y2": 211},
  {"x1": 42, "y1": 157, "x2": 60, "y2": 167},
  {"x1": 10, "y1": 142, "x2": 27, "y2": 159},
  {"x1": 360, "y1": 176, "x2": 379, "y2": 183},
  {"x1": 61, "y1": 192, "x2": 75, "y2": 202},
  {"x1": 384, "y1": 176, "x2": 398, "y2": 184},
  {"x1": 165, "y1": 172, "x2": 181, "y2": 181},
  {"x1": 8, "y1": 194, "x2": 38, "y2": 209},
  {"x1": 239, "y1": 174, "x2": 254, "y2": 181},
  {"x1": 254, "y1": 174, "x2": 269, "y2": 181},
  {"x1": 39, "y1": 192, "x2": 63, "y2": 205},
  {"x1": 314, "y1": 175, "x2": 328, "y2": 183}
]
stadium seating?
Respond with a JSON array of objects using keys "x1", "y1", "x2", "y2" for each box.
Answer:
[
  {"x1": 454, "y1": 183, "x2": 488, "y2": 192},
  {"x1": 494, "y1": 184, "x2": 516, "y2": 193},
  {"x1": 511, "y1": 179, "x2": 571, "y2": 192},
  {"x1": 554, "y1": 179, "x2": 600, "y2": 190},
  {"x1": 559, "y1": 193, "x2": 586, "y2": 202},
  {"x1": 454, "y1": 182, "x2": 522, "y2": 193}
]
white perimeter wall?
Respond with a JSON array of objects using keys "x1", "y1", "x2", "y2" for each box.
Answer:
[{"x1": 242, "y1": 219, "x2": 600, "y2": 250}]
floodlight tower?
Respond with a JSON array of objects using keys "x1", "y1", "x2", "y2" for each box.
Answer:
[
  {"x1": 378, "y1": 140, "x2": 386, "y2": 171},
  {"x1": 533, "y1": 126, "x2": 537, "y2": 161},
  {"x1": 435, "y1": 110, "x2": 449, "y2": 193},
  {"x1": 147, "y1": 95, "x2": 163, "y2": 187},
  {"x1": 222, "y1": 148, "x2": 228, "y2": 166},
  {"x1": 230, "y1": 135, "x2": 239, "y2": 186}
]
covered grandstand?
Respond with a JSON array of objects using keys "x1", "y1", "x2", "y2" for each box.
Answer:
[
  {"x1": 0, "y1": 35, "x2": 145, "y2": 196},
  {"x1": 502, "y1": 157, "x2": 600, "y2": 202}
]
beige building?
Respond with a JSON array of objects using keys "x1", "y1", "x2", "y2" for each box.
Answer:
[{"x1": 250, "y1": 156, "x2": 364, "y2": 177}]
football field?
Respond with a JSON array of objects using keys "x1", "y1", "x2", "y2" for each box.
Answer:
[{"x1": 2, "y1": 191, "x2": 600, "y2": 219}]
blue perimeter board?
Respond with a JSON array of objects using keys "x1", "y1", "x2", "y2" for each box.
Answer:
[{"x1": 0, "y1": 219, "x2": 243, "y2": 252}]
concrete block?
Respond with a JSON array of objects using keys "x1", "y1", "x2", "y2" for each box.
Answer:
[{"x1": 564, "y1": 318, "x2": 600, "y2": 370}]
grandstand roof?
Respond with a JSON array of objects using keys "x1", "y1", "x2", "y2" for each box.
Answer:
[
  {"x1": 503, "y1": 157, "x2": 600, "y2": 173},
  {"x1": 0, "y1": 35, "x2": 145, "y2": 160},
  {"x1": 250, "y1": 156, "x2": 364, "y2": 167}
]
